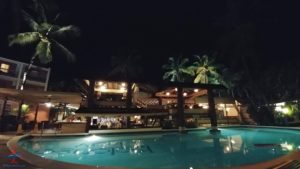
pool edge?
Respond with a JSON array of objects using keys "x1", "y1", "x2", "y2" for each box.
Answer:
[
  {"x1": 7, "y1": 125, "x2": 300, "y2": 169},
  {"x1": 7, "y1": 135, "x2": 140, "y2": 169}
]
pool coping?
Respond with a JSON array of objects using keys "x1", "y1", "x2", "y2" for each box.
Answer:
[
  {"x1": 7, "y1": 125, "x2": 300, "y2": 169},
  {"x1": 7, "y1": 134, "x2": 138, "y2": 169}
]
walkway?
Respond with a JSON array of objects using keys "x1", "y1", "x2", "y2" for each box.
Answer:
[{"x1": 0, "y1": 133, "x2": 40, "y2": 169}]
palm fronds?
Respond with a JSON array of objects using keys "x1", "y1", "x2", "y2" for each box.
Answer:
[
  {"x1": 162, "y1": 56, "x2": 193, "y2": 82},
  {"x1": 35, "y1": 39, "x2": 52, "y2": 64},
  {"x1": 8, "y1": 32, "x2": 40, "y2": 46},
  {"x1": 21, "y1": 10, "x2": 39, "y2": 31},
  {"x1": 51, "y1": 25, "x2": 80, "y2": 38},
  {"x1": 52, "y1": 40, "x2": 76, "y2": 62}
]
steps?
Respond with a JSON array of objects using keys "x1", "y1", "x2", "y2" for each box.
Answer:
[{"x1": 239, "y1": 105, "x2": 257, "y2": 125}]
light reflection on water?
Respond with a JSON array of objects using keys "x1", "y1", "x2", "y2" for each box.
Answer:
[{"x1": 19, "y1": 128, "x2": 300, "y2": 169}]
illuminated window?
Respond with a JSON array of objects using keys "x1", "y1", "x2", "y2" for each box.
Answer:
[{"x1": 0, "y1": 63, "x2": 10, "y2": 73}]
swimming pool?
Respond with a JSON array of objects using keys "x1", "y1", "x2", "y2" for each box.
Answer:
[{"x1": 18, "y1": 127, "x2": 300, "y2": 169}]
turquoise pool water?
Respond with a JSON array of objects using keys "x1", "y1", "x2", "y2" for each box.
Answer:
[{"x1": 19, "y1": 127, "x2": 300, "y2": 169}]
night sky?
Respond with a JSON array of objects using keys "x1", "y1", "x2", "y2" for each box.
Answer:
[{"x1": 1, "y1": 0, "x2": 300, "y2": 82}]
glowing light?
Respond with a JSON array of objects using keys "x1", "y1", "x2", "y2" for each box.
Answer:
[
  {"x1": 194, "y1": 89, "x2": 199, "y2": 92},
  {"x1": 189, "y1": 167, "x2": 193, "y2": 169},
  {"x1": 231, "y1": 140, "x2": 235, "y2": 144},
  {"x1": 85, "y1": 135, "x2": 101, "y2": 142},
  {"x1": 219, "y1": 104, "x2": 225, "y2": 107},
  {"x1": 98, "y1": 81, "x2": 103, "y2": 85},
  {"x1": 282, "y1": 108, "x2": 289, "y2": 114},
  {"x1": 281, "y1": 142, "x2": 293, "y2": 151},
  {"x1": 175, "y1": 88, "x2": 177, "y2": 91},
  {"x1": 21, "y1": 104, "x2": 29, "y2": 113},
  {"x1": 275, "y1": 106, "x2": 283, "y2": 112},
  {"x1": 183, "y1": 92, "x2": 187, "y2": 97},
  {"x1": 121, "y1": 82, "x2": 126, "y2": 87},
  {"x1": 275, "y1": 102, "x2": 285, "y2": 106},
  {"x1": 100, "y1": 85, "x2": 106, "y2": 91},
  {"x1": 189, "y1": 105, "x2": 193, "y2": 109},
  {"x1": 75, "y1": 150, "x2": 80, "y2": 155},
  {"x1": 120, "y1": 87, "x2": 126, "y2": 92},
  {"x1": 166, "y1": 92, "x2": 170, "y2": 96},
  {"x1": 45, "y1": 102, "x2": 52, "y2": 108},
  {"x1": 43, "y1": 150, "x2": 52, "y2": 154},
  {"x1": 203, "y1": 105, "x2": 209, "y2": 109},
  {"x1": 0, "y1": 63, "x2": 10, "y2": 73},
  {"x1": 226, "y1": 108, "x2": 230, "y2": 111},
  {"x1": 226, "y1": 146, "x2": 230, "y2": 151}
]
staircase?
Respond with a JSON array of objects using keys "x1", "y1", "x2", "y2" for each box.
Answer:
[
  {"x1": 135, "y1": 97, "x2": 160, "y2": 108},
  {"x1": 239, "y1": 105, "x2": 257, "y2": 125}
]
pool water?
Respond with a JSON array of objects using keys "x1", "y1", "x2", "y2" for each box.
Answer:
[{"x1": 19, "y1": 127, "x2": 300, "y2": 169}]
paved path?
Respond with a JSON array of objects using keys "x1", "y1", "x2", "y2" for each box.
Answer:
[{"x1": 0, "y1": 133, "x2": 40, "y2": 169}]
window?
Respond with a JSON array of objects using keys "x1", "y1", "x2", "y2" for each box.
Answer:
[{"x1": 0, "y1": 63, "x2": 10, "y2": 73}]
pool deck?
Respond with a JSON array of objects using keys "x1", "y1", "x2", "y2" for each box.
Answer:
[
  {"x1": 3, "y1": 126, "x2": 300, "y2": 169},
  {"x1": 0, "y1": 132, "x2": 40, "y2": 169}
]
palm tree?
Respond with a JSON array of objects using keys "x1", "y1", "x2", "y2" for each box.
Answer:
[
  {"x1": 162, "y1": 56, "x2": 193, "y2": 82},
  {"x1": 8, "y1": 3, "x2": 79, "y2": 90},
  {"x1": 190, "y1": 55, "x2": 220, "y2": 84},
  {"x1": 108, "y1": 50, "x2": 143, "y2": 108}
]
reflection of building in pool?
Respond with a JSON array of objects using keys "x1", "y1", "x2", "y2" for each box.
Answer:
[{"x1": 75, "y1": 79, "x2": 244, "y2": 132}]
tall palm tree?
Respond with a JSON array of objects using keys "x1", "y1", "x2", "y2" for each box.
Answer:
[
  {"x1": 108, "y1": 50, "x2": 143, "y2": 108},
  {"x1": 162, "y1": 56, "x2": 193, "y2": 82},
  {"x1": 190, "y1": 55, "x2": 220, "y2": 84},
  {"x1": 8, "y1": 3, "x2": 79, "y2": 90}
]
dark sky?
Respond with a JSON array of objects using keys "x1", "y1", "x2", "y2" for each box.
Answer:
[{"x1": 1, "y1": 0, "x2": 300, "y2": 82}]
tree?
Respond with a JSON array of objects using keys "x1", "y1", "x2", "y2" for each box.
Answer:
[
  {"x1": 162, "y1": 56, "x2": 193, "y2": 82},
  {"x1": 190, "y1": 55, "x2": 221, "y2": 84},
  {"x1": 8, "y1": 1, "x2": 79, "y2": 90},
  {"x1": 108, "y1": 50, "x2": 143, "y2": 108}
]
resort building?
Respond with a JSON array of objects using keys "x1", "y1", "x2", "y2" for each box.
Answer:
[
  {"x1": 0, "y1": 57, "x2": 52, "y2": 131},
  {"x1": 0, "y1": 57, "x2": 51, "y2": 91},
  {"x1": 0, "y1": 77, "x2": 243, "y2": 133},
  {"x1": 74, "y1": 80, "x2": 242, "y2": 133}
]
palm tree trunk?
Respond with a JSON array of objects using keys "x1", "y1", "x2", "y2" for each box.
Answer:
[
  {"x1": 177, "y1": 86, "x2": 185, "y2": 132},
  {"x1": 126, "y1": 81, "x2": 133, "y2": 128},
  {"x1": 126, "y1": 81, "x2": 132, "y2": 108},
  {"x1": 0, "y1": 97, "x2": 8, "y2": 131},
  {"x1": 16, "y1": 100, "x2": 24, "y2": 129},
  {"x1": 34, "y1": 104, "x2": 39, "y2": 123},
  {"x1": 208, "y1": 89, "x2": 218, "y2": 131},
  {"x1": 87, "y1": 79, "x2": 96, "y2": 108},
  {"x1": 20, "y1": 54, "x2": 37, "y2": 90}
]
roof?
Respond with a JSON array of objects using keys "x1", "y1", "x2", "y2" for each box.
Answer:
[
  {"x1": 196, "y1": 96, "x2": 235, "y2": 104},
  {"x1": 75, "y1": 107, "x2": 169, "y2": 116},
  {"x1": 0, "y1": 88, "x2": 82, "y2": 104}
]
